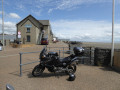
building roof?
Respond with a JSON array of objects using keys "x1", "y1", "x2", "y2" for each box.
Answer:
[
  {"x1": 17, "y1": 15, "x2": 50, "y2": 27},
  {"x1": 38, "y1": 20, "x2": 50, "y2": 25},
  {"x1": 16, "y1": 15, "x2": 43, "y2": 28}
]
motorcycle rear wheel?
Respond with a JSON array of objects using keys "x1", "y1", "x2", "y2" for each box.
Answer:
[{"x1": 32, "y1": 65, "x2": 45, "y2": 77}]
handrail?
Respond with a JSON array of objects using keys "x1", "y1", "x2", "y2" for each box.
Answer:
[
  {"x1": 19, "y1": 47, "x2": 69, "y2": 77},
  {"x1": 19, "y1": 46, "x2": 94, "y2": 77}
]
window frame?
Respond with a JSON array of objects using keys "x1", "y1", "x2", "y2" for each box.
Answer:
[
  {"x1": 26, "y1": 35, "x2": 31, "y2": 42},
  {"x1": 26, "y1": 28, "x2": 30, "y2": 33}
]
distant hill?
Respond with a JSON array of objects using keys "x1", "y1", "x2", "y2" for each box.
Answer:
[
  {"x1": 0, "y1": 33, "x2": 8, "y2": 35},
  {"x1": 0, "y1": 33, "x2": 16, "y2": 35}
]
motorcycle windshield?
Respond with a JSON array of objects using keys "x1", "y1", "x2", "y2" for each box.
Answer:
[{"x1": 40, "y1": 47, "x2": 47, "y2": 59}]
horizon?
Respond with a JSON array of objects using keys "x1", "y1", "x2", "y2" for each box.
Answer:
[{"x1": 0, "y1": 34, "x2": 120, "y2": 43}]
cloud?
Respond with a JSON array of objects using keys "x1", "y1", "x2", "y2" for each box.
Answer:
[
  {"x1": 48, "y1": 9, "x2": 54, "y2": 13},
  {"x1": 31, "y1": 10, "x2": 42, "y2": 16},
  {"x1": 8, "y1": 13, "x2": 21, "y2": 19},
  {"x1": 0, "y1": 19, "x2": 16, "y2": 34},
  {"x1": 16, "y1": 4, "x2": 26, "y2": 11},
  {"x1": 48, "y1": 0, "x2": 112, "y2": 13},
  {"x1": 51, "y1": 19, "x2": 120, "y2": 42},
  {"x1": 13, "y1": 0, "x2": 55, "y2": 15},
  {"x1": 4, "y1": 0, "x2": 112, "y2": 16},
  {"x1": 0, "y1": 11, "x2": 21, "y2": 19}
]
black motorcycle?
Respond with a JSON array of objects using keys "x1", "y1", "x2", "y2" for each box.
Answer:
[{"x1": 32, "y1": 46, "x2": 84, "y2": 77}]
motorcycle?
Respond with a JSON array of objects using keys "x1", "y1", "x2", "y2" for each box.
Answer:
[{"x1": 32, "y1": 46, "x2": 84, "y2": 77}]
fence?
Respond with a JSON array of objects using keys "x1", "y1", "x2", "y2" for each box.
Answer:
[
  {"x1": 70, "y1": 42, "x2": 112, "y2": 66},
  {"x1": 70, "y1": 44, "x2": 95, "y2": 65},
  {"x1": 94, "y1": 48, "x2": 111, "y2": 66},
  {"x1": 19, "y1": 46, "x2": 96, "y2": 77},
  {"x1": 19, "y1": 47, "x2": 70, "y2": 77},
  {"x1": 19, "y1": 51, "x2": 41, "y2": 77}
]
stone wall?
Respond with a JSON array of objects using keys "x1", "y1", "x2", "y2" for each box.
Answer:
[
  {"x1": 113, "y1": 51, "x2": 120, "y2": 71},
  {"x1": 94, "y1": 48, "x2": 111, "y2": 66}
]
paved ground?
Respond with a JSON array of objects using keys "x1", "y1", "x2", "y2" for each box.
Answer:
[{"x1": 0, "y1": 42, "x2": 120, "y2": 90}]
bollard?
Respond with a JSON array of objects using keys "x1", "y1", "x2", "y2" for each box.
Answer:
[
  {"x1": 90, "y1": 47, "x2": 92, "y2": 62},
  {"x1": 49, "y1": 47, "x2": 50, "y2": 51},
  {"x1": 6, "y1": 84, "x2": 14, "y2": 90},
  {"x1": 63, "y1": 47, "x2": 64, "y2": 58},
  {"x1": 59, "y1": 50, "x2": 60, "y2": 58},
  {"x1": 81, "y1": 57, "x2": 84, "y2": 64},
  {"x1": 20, "y1": 53, "x2": 22, "y2": 77}
]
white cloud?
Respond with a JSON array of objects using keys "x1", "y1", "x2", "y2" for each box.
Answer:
[
  {"x1": 0, "y1": 19, "x2": 16, "y2": 34},
  {"x1": 48, "y1": 9, "x2": 54, "y2": 13},
  {"x1": 16, "y1": 4, "x2": 26, "y2": 11},
  {"x1": 14, "y1": 0, "x2": 55, "y2": 15},
  {"x1": 9, "y1": 13, "x2": 21, "y2": 19},
  {"x1": 51, "y1": 19, "x2": 120, "y2": 42},
  {"x1": 48, "y1": 0, "x2": 111, "y2": 13},
  {"x1": 0, "y1": 11, "x2": 20, "y2": 19},
  {"x1": 31, "y1": 10, "x2": 42, "y2": 16},
  {"x1": 9, "y1": 0, "x2": 112, "y2": 15}
]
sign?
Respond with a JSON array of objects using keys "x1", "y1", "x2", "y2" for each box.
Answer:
[
  {"x1": 18, "y1": 35, "x2": 21, "y2": 38},
  {"x1": 18, "y1": 31, "x2": 21, "y2": 35},
  {"x1": 24, "y1": 24, "x2": 32, "y2": 28}
]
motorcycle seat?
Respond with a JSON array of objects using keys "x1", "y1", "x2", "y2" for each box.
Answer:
[{"x1": 59, "y1": 57, "x2": 71, "y2": 63}]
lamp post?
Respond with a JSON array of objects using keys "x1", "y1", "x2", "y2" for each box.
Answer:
[
  {"x1": 111, "y1": 0, "x2": 115, "y2": 66},
  {"x1": 2, "y1": 0, "x2": 4, "y2": 50}
]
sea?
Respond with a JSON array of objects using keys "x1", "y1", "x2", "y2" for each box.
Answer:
[{"x1": 0, "y1": 35, "x2": 16, "y2": 41}]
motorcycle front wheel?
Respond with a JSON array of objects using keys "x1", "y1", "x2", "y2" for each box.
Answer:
[{"x1": 32, "y1": 65, "x2": 45, "y2": 77}]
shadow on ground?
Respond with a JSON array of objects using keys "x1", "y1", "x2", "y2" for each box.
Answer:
[
  {"x1": 99, "y1": 66, "x2": 114, "y2": 71},
  {"x1": 99, "y1": 66, "x2": 120, "y2": 74},
  {"x1": 27, "y1": 72, "x2": 68, "y2": 78},
  {"x1": 9, "y1": 68, "x2": 33, "y2": 76}
]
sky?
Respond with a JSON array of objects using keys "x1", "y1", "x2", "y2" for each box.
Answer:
[{"x1": 0, "y1": 0, "x2": 120, "y2": 42}]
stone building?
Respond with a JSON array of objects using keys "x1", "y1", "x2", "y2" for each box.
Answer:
[{"x1": 16, "y1": 15, "x2": 53, "y2": 44}]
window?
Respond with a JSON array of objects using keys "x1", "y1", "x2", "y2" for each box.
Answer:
[
  {"x1": 27, "y1": 35, "x2": 30, "y2": 42},
  {"x1": 27, "y1": 28, "x2": 30, "y2": 33}
]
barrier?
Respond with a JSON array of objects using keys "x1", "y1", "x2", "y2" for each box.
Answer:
[
  {"x1": 19, "y1": 46, "x2": 94, "y2": 77},
  {"x1": 19, "y1": 47, "x2": 69, "y2": 77}
]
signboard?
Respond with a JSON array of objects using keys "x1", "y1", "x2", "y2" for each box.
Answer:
[
  {"x1": 18, "y1": 31, "x2": 21, "y2": 38},
  {"x1": 24, "y1": 24, "x2": 32, "y2": 28},
  {"x1": 18, "y1": 35, "x2": 21, "y2": 38},
  {"x1": 18, "y1": 31, "x2": 21, "y2": 35}
]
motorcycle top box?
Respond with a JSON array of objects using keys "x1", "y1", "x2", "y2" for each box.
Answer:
[{"x1": 73, "y1": 47, "x2": 84, "y2": 56}]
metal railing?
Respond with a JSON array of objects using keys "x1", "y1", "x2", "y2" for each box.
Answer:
[
  {"x1": 19, "y1": 47, "x2": 70, "y2": 77},
  {"x1": 47, "y1": 47, "x2": 69, "y2": 58},
  {"x1": 19, "y1": 51, "x2": 42, "y2": 77},
  {"x1": 19, "y1": 46, "x2": 94, "y2": 77}
]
